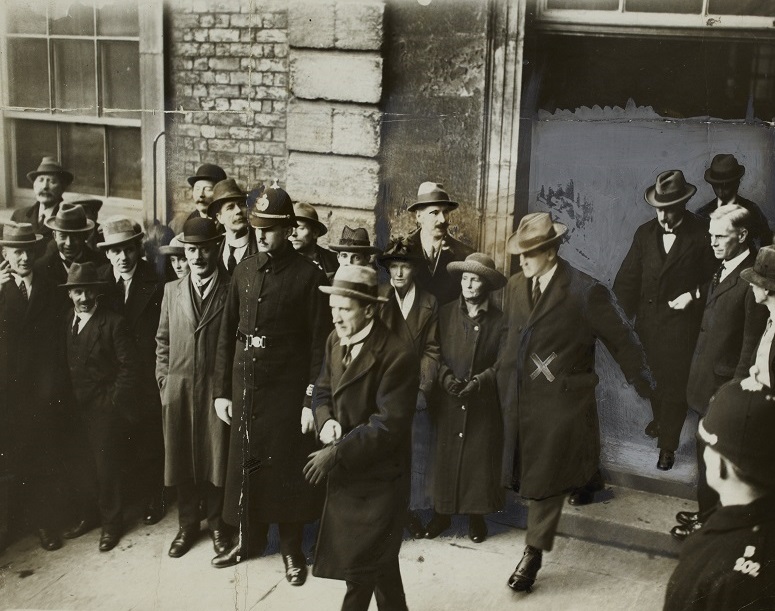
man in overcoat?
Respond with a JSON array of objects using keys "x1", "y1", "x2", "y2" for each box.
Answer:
[
  {"x1": 614, "y1": 170, "x2": 716, "y2": 470},
  {"x1": 208, "y1": 178, "x2": 257, "y2": 277},
  {"x1": 307, "y1": 265, "x2": 418, "y2": 611},
  {"x1": 290, "y1": 202, "x2": 339, "y2": 278},
  {"x1": 498, "y1": 213, "x2": 654, "y2": 593},
  {"x1": 155, "y1": 218, "x2": 230, "y2": 559},
  {"x1": 211, "y1": 187, "x2": 329, "y2": 584}
]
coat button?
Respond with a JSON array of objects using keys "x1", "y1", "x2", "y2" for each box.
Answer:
[
  {"x1": 252, "y1": 357, "x2": 257, "y2": 363},
  {"x1": 258, "y1": 297, "x2": 263, "y2": 303},
  {"x1": 474, "y1": 325, "x2": 479, "y2": 331},
  {"x1": 254, "y1": 327, "x2": 259, "y2": 333},
  {"x1": 251, "y1": 414, "x2": 257, "y2": 421},
  {"x1": 461, "y1": 405, "x2": 466, "y2": 410},
  {"x1": 648, "y1": 299, "x2": 653, "y2": 304},
  {"x1": 458, "y1": 432, "x2": 463, "y2": 438}
]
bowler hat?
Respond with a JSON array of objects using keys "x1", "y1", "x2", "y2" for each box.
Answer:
[
  {"x1": 644, "y1": 170, "x2": 697, "y2": 208},
  {"x1": 408, "y1": 182, "x2": 459, "y2": 212},
  {"x1": 248, "y1": 187, "x2": 297, "y2": 229},
  {"x1": 377, "y1": 236, "x2": 423, "y2": 267},
  {"x1": 448, "y1": 252, "x2": 507, "y2": 290},
  {"x1": 319, "y1": 265, "x2": 389, "y2": 304},
  {"x1": 699, "y1": 380, "x2": 775, "y2": 487},
  {"x1": 0, "y1": 221, "x2": 43, "y2": 247},
  {"x1": 208, "y1": 178, "x2": 246, "y2": 217},
  {"x1": 158, "y1": 234, "x2": 185, "y2": 256},
  {"x1": 506, "y1": 212, "x2": 567, "y2": 255},
  {"x1": 740, "y1": 246, "x2": 775, "y2": 291},
  {"x1": 27, "y1": 156, "x2": 73, "y2": 186},
  {"x1": 60, "y1": 261, "x2": 107, "y2": 288},
  {"x1": 44, "y1": 203, "x2": 95, "y2": 233},
  {"x1": 96, "y1": 216, "x2": 144, "y2": 249},
  {"x1": 178, "y1": 217, "x2": 224, "y2": 244},
  {"x1": 187, "y1": 163, "x2": 227, "y2": 187},
  {"x1": 329, "y1": 226, "x2": 381, "y2": 255},
  {"x1": 71, "y1": 198, "x2": 103, "y2": 220},
  {"x1": 293, "y1": 202, "x2": 328, "y2": 236},
  {"x1": 705, "y1": 154, "x2": 745, "y2": 185}
]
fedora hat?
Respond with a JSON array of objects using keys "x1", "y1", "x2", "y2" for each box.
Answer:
[
  {"x1": 644, "y1": 170, "x2": 697, "y2": 208},
  {"x1": 705, "y1": 153, "x2": 745, "y2": 185},
  {"x1": 158, "y1": 234, "x2": 185, "y2": 256},
  {"x1": 293, "y1": 202, "x2": 328, "y2": 236},
  {"x1": 60, "y1": 261, "x2": 107, "y2": 288},
  {"x1": 96, "y1": 216, "x2": 144, "y2": 249},
  {"x1": 0, "y1": 221, "x2": 43, "y2": 247},
  {"x1": 178, "y1": 217, "x2": 224, "y2": 244},
  {"x1": 377, "y1": 236, "x2": 423, "y2": 267},
  {"x1": 248, "y1": 187, "x2": 297, "y2": 229},
  {"x1": 319, "y1": 265, "x2": 389, "y2": 303},
  {"x1": 44, "y1": 203, "x2": 95, "y2": 233},
  {"x1": 329, "y1": 226, "x2": 381, "y2": 255},
  {"x1": 408, "y1": 182, "x2": 459, "y2": 212},
  {"x1": 71, "y1": 198, "x2": 103, "y2": 221},
  {"x1": 27, "y1": 156, "x2": 73, "y2": 186},
  {"x1": 187, "y1": 163, "x2": 227, "y2": 187},
  {"x1": 506, "y1": 212, "x2": 568, "y2": 255},
  {"x1": 208, "y1": 178, "x2": 246, "y2": 217},
  {"x1": 448, "y1": 252, "x2": 507, "y2": 290},
  {"x1": 741, "y1": 246, "x2": 775, "y2": 292}
]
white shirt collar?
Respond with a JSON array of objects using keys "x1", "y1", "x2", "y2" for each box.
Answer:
[
  {"x1": 114, "y1": 264, "x2": 137, "y2": 282},
  {"x1": 419, "y1": 231, "x2": 443, "y2": 260},
  {"x1": 717, "y1": 195, "x2": 738, "y2": 208},
  {"x1": 536, "y1": 263, "x2": 558, "y2": 293},
  {"x1": 392, "y1": 282, "x2": 416, "y2": 320},
  {"x1": 12, "y1": 272, "x2": 33, "y2": 293},
  {"x1": 74, "y1": 304, "x2": 98, "y2": 331},
  {"x1": 721, "y1": 248, "x2": 751, "y2": 277},
  {"x1": 191, "y1": 269, "x2": 218, "y2": 299},
  {"x1": 227, "y1": 232, "x2": 250, "y2": 248},
  {"x1": 341, "y1": 320, "x2": 374, "y2": 347}
]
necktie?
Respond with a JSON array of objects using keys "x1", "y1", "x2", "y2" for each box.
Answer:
[
  {"x1": 342, "y1": 344, "x2": 353, "y2": 369},
  {"x1": 72, "y1": 316, "x2": 80, "y2": 337},
  {"x1": 39, "y1": 215, "x2": 45, "y2": 228},
  {"x1": 712, "y1": 263, "x2": 725, "y2": 291},
  {"x1": 531, "y1": 279, "x2": 542, "y2": 309},
  {"x1": 117, "y1": 277, "x2": 127, "y2": 302},
  {"x1": 18, "y1": 279, "x2": 28, "y2": 301},
  {"x1": 227, "y1": 245, "x2": 237, "y2": 273}
]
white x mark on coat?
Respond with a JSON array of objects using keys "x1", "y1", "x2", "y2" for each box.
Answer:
[{"x1": 530, "y1": 352, "x2": 557, "y2": 382}]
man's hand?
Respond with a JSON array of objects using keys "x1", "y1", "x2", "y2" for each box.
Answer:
[
  {"x1": 319, "y1": 419, "x2": 342, "y2": 445},
  {"x1": 457, "y1": 378, "x2": 480, "y2": 398},
  {"x1": 442, "y1": 373, "x2": 464, "y2": 396},
  {"x1": 668, "y1": 292, "x2": 693, "y2": 310},
  {"x1": 214, "y1": 398, "x2": 232, "y2": 425},
  {"x1": 303, "y1": 446, "x2": 339, "y2": 485},
  {"x1": 0, "y1": 260, "x2": 12, "y2": 289},
  {"x1": 741, "y1": 369, "x2": 764, "y2": 392},
  {"x1": 300, "y1": 407, "x2": 315, "y2": 434}
]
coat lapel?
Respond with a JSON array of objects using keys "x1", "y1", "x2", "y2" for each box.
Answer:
[
  {"x1": 333, "y1": 329, "x2": 380, "y2": 397},
  {"x1": 707, "y1": 252, "x2": 756, "y2": 305},
  {"x1": 659, "y1": 221, "x2": 693, "y2": 277},
  {"x1": 197, "y1": 276, "x2": 228, "y2": 332},
  {"x1": 76, "y1": 306, "x2": 105, "y2": 360},
  {"x1": 525, "y1": 261, "x2": 568, "y2": 330},
  {"x1": 176, "y1": 277, "x2": 197, "y2": 328},
  {"x1": 124, "y1": 263, "x2": 156, "y2": 324}
]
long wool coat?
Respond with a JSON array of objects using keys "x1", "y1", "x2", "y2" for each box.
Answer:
[
  {"x1": 155, "y1": 273, "x2": 229, "y2": 487},
  {"x1": 312, "y1": 319, "x2": 418, "y2": 582},
  {"x1": 433, "y1": 299, "x2": 505, "y2": 514},
  {"x1": 405, "y1": 229, "x2": 475, "y2": 305},
  {"x1": 498, "y1": 258, "x2": 654, "y2": 500},
  {"x1": 213, "y1": 243, "x2": 330, "y2": 525}
]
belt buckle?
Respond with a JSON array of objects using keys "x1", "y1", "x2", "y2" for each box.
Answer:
[{"x1": 249, "y1": 335, "x2": 266, "y2": 349}]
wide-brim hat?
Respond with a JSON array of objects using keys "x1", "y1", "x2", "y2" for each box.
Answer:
[
  {"x1": 248, "y1": 186, "x2": 297, "y2": 229},
  {"x1": 329, "y1": 226, "x2": 381, "y2": 254},
  {"x1": 376, "y1": 236, "x2": 423, "y2": 267},
  {"x1": 208, "y1": 178, "x2": 246, "y2": 217},
  {"x1": 293, "y1": 202, "x2": 327, "y2": 236},
  {"x1": 158, "y1": 234, "x2": 185, "y2": 256},
  {"x1": 44, "y1": 202, "x2": 95, "y2": 233},
  {"x1": 740, "y1": 246, "x2": 775, "y2": 291},
  {"x1": 72, "y1": 198, "x2": 103, "y2": 219},
  {"x1": 319, "y1": 265, "x2": 388, "y2": 303},
  {"x1": 448, "y1": 252, "x2": 507, "y2": 290},
  {"x1": 27, "y1": 156, "x2": 73, "y2": 186},
  {"x1": 187, "y1": 163, "x2": 227, "y2": 187},
  {"x1": 705, "y1": 154, "x2": 745, "y2": 185},
  {"x1": 507, "y1": 212, "x2": 568, "y2": 255},
  {"x1": 60, "y1": 261, "x2": 107, "y2": 288},
  {"x1": 408, "y1": 181, "x2": 459, "y2": 212},
  {"x1": 644, "y1": 170, "x2": 697, "y2": 208},
  {"x1": 96, "y1": 215, "x2": 144, "y2": 249},
  {"x1": 178, "y1": 217, "x2": 224, "y2": 244},
  {"x1": 0, "y1": 221, "x2": 43, "y2": 247}
]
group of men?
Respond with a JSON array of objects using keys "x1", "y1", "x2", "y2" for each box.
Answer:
[{"x1": 2, "y1": 151, "x2": 774, "y2": 610}]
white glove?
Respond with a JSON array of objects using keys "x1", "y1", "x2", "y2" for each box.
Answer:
[
  {"x1": 319, "y1": 419, "x2": 342, "y2": 446},
  {"x1": 214, "y1": 398, "x2": 232, "y2": 425}
]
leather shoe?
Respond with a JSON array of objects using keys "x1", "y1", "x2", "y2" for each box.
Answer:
[
  {"x1": 99, "y1": 529, "x2": 121, "y2": 552},
  {"x1": 406, "y1": 511, "x2": 425, "y2": 539},
  {"x1": 168, "y1": 528, "x2": 199, "y2": 558},
  {"x1": 211, "y1": 529, "x2": 231, "y2": 555},
  {"x1": 63, "y1": 517, "x2": 98, "y2": 540},
  {"x1": 424, "y1": 513, "x2": 451, "y2": 539},
  {"x1": 645, "y1": 420, "x2": 660, "y2": 438},
  {"x1": 671, "y1": 521, "x2": 703, "y2": 541},
  {"x1": 37, "y1": 528, "x2": 62, "y2": 551},
  {"x1": 283, "y1": 554, "x2": 308, "y2": 586},
  {"x1": 657, "y1": 450, "x2": 675, "y2": 471},
  {"x1": 468, "y1": 515, "x2": 487, "y2": 543},
  {"x1": 568, "y1": 489, "x2": 595, "y2": 506},
  {"x1": 675, "y1": 511, "x2": 700, "y2": 525},
  {"x1": 212, "y1": 543, "x2": 244, "y2": 568},
  {"x1": 508, "y1": 545, "x2": 542, "y2": 592},
  {"x1": 143, "y1": 492, "x2": 166, "y2": 525}
]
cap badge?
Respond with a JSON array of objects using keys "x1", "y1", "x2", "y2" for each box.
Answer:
[{"x1": 257, "y1": 194, "x2": 270, "y2": 211}]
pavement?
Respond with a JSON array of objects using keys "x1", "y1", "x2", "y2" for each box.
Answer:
[{"x1": 0, "y1": 485, "x2": 686, "y2": 611}]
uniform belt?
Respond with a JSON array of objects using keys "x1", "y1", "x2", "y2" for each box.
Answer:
[{"x1": 236, "y1": 330, "x2": 274, "y2": 349}]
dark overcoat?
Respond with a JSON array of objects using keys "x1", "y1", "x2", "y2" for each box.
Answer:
[
  {"x1": 498, "y1": 258, "x2": 653, "y2": 499},
  {"x1": 695, "y1": 195, "x2": 772, "y2": 247},
  {"x1": 11, "y1": 200, "x2": 61, "y2": 248},
  {"x1": 213, "y1": 243, "x2": 330, "y2": 524},
  {"x1": 434, "y1": 299, "x2": 505, "y2": 514},
  {"x1": 686, "y1": 251, "x2": 765, "y2": 413},
  {"x1": 405, "y1": 229, "x2": 475, "y2": 305},
  {"x1": 312, "y1": 320, "x2": 418, "y2": 581},
  {"x1": 311, "y1": 244, "x2": 339, "y2": 279},
  {"x1": 613, "y1": 213, "x2": 716, "y2": 401},
  {"x1": 155, "y1": 273, "x2": 229, "y2": 487}
]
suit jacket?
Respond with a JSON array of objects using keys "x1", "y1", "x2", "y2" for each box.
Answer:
[
  {"x1": 309, "y1": 244, "x2": 339, "y2": 279},
  {"x1": 498, "y1": 258, "x2": 653, "y2": 499},
  {"x1": 695, "y1": 195, "x2": 772, "y2": 248},
  {"x1": 312, "y1": 320, "x2": 418, "y2": 581},
  {"x1": 34, "y1": 240, "x2": 106, "y2": 314},
  {"x1": 686, "y1": 251, "x2": 765, "y2": 413},
  {"x1": 217, "y1": 230, "x2": 258, "y2": 277},
  {"x1": 405, "y1": 228, "x2": 475, "y2": 305},
  {"x1": 11, "y1": 200, "x2": 63, "y2": 254}
]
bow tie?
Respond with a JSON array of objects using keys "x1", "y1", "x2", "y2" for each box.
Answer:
[{"x1": 661, "y1": 227, "x2": 674, "y2": 235}]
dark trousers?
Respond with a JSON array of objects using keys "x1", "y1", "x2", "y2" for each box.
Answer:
[
  {"x1": 525, "y1": 494, "x2": 566, "y2": 552},
  {"x1": 696, "y1": 440, "x2": 719, "y2": 520},
  {"x1": 342, "y1": 557, "x2": 408, "y2": 611},
  {"x1": 239, "y1": 517, "x2": 304, "y2": 557},
  {"x1": 177, "y1": 480, "x2": 224, "y2": 532},
  {"x1": 653, "y1": 396, "x2": 688, "y2": 452},
  {"x1": 126, "y1": 403, "x2": 165, "y2": 501}
]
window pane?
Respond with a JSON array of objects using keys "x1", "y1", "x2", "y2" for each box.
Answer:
[
  {"x1": 100, "y1": 42, "x2": 140, "y2": 120},
  {"x1": 49, "y1": 0, "x2": 95, "y2": 36},
  {"x1": 53, "y1": 40, "x2": 96, "y2": 114},
  {"x1": 96, "y1": 0, "x2": 139, "y2": 37},
  {"x1": 626, "y1": 0, "x2": 702, "y2": 13},
  {"x1": 7, "y1": 2, "x2": 47, "y2": 34},
  {"x1": 547, "y1": 0, "x2": 619, "y2": 9},
  {"x1": 107, "y1": 127, "x2": 141, "y2": 199},
  {"x1": 61, "y1": 124, "x2": 105, "y2": 195},
  {"x1": 13, "y1": 120, "x2": 58, "y2": 189},
  {"x1": 708, "y1": 0, "x2": 775, "y2": 16},
  {"x1": 8, "y1": 40, "x2": 50, "y2": 109}
]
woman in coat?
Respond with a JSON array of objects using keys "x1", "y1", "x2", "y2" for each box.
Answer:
[{"x1": 424, "y1": 253, "x2": 507, "y2": 543}]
